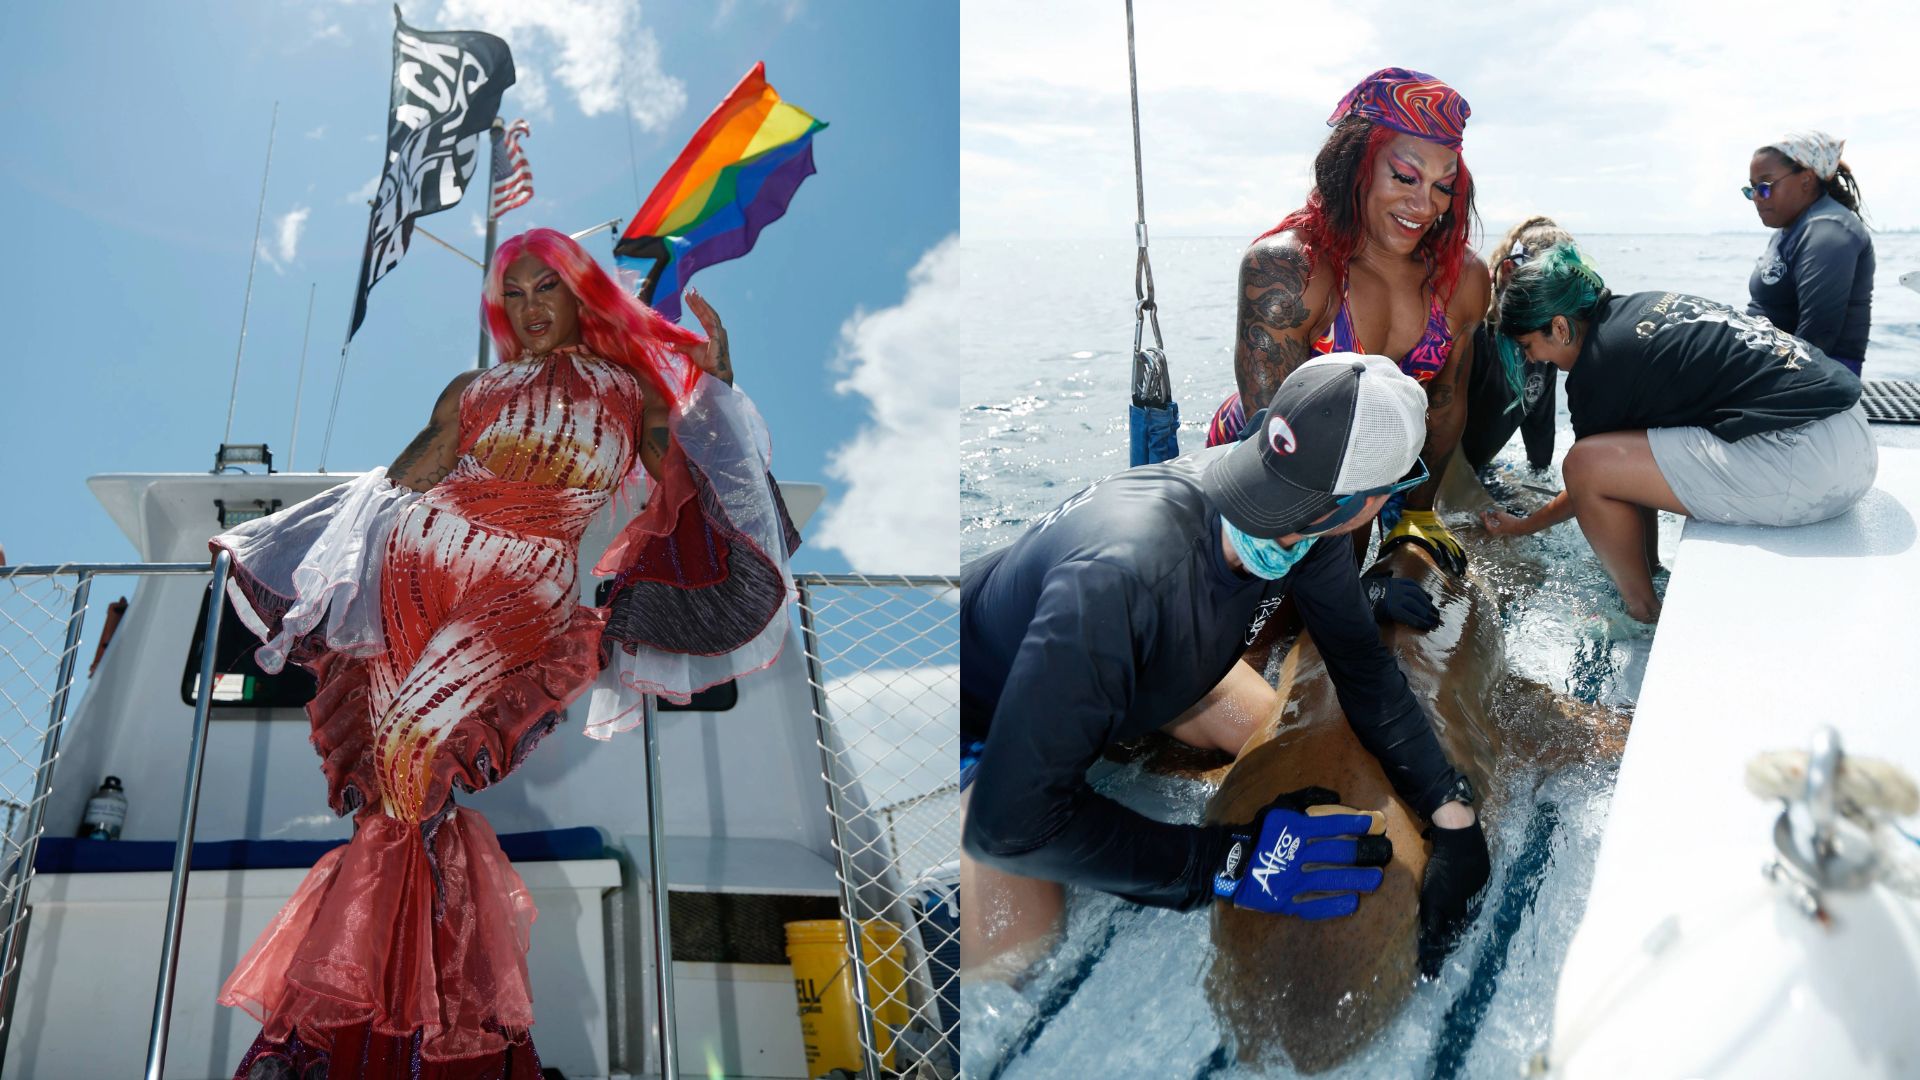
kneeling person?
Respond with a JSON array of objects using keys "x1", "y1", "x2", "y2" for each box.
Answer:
[{"x1": 960, "y1": 355, "x2": 1488, "y2": 977}]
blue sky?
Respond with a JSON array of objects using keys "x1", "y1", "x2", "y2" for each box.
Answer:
[
  {"x1": 1, "y1": 0, "x2": 957, "y2": 574},
  {"x1": 963, "y1": 0, "x2": 1920, "y2": 239}
]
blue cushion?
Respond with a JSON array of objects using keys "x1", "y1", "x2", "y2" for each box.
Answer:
[{"x1": 34, "y1": 826, "x2": 606, "y2": 873}]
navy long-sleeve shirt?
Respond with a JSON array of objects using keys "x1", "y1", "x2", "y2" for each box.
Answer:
[
  {"x1": 1748, "y1": 193, "x2": 1875, "y2": 363},
  {"x1": 959, "y1": 445, "x2": 1465, "y2": 910}
]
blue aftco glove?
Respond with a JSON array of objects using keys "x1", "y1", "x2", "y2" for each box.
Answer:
[{"x1": 1212, "y1": 787, "x2": 1392, "y2": 918}]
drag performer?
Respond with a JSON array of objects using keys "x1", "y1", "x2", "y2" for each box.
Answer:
[
  {"x1": 1205, "y1": 67, "x2": 1490, "y2": 574},
  {"x1": 207, "y1": 228, "x2": 799, "y2": 1079}
]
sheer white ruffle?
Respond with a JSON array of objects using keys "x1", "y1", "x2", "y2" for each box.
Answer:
[
  {"x1": 584, "y1": 373, "x2": 795, "y2": 739},
  {"x1": 211, "y1": 468, "x2": 418, "y2": 674}
]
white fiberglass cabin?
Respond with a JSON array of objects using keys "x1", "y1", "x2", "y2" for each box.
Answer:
[{"x1": 2, "y1": 467, "x2": 959, "y2": 1080}]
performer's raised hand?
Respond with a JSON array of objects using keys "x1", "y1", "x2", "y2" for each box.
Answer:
[{"x1": 672, "y1": 287, "x2": 734, "y2": 386}]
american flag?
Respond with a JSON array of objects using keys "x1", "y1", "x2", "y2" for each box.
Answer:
[{"x1": 490, "y1": 119, "x2": 533, "y2": 218}]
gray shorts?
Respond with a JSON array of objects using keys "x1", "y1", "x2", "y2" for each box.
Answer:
[{"x1": 1647, "y1": 403, "x2": 1877, "y2": 527}]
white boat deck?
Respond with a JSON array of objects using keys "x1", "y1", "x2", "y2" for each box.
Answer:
[{"x1": 1549, "y1": 442, "x2": 1920, "y2": 1076}]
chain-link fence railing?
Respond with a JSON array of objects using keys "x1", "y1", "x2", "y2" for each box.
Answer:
[
  {"x1": 0, "y1": 562, "x2": 212, "y2": 1070},
  {"x1": 797, "y1": 573, "x2": 959, "y2": 1080},
  {"x1": 0, "y1": 566, "x2": 94, "y2": 1057}
]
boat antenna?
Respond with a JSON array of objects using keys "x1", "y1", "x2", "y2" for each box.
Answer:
[
  {"x1": 222, "y1": 102, "x2": 279, "y2": 448},
  {"x1": 621, "y1": 50, "x2": 643, "y2": 207},
  {"x1": 286, "y1": 282, "x2": 317, "y2": 469}
]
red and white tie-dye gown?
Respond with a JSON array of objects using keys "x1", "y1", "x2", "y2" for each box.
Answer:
[{"x1": 219, "y1": 350, "x2": 658, "y2": 1076}]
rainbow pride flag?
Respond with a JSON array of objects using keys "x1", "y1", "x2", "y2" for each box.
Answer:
[{"x1": 615, "y1": 63, "x2": 825, "y2": 322}]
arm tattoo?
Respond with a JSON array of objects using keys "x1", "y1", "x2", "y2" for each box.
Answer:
[
  {"x1": 644, "y1": 425, "x2": 671, "y2": 461},
  {"x1": 711, "y1": 330, "x2": 732, "y2": 384},
  {"x1": 1234, "y1": 244, "x2": 1314, "y2": 404},
  {"x1": 1237, "y1": 327, "x2": 1313, "y2": 407},
  {"x1": 389, "y1": 421, "x2": 441, "y2": 482}
]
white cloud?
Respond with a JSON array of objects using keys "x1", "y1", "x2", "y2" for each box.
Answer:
[
  {"x1": 963, "y1": 0, "x2": 1920, "y2": 237},
  {"x1": 304, "y1": 124, "x2": 326, "y2": 140},
  {"x1": 276, "y1": 205, "x2": 310, "y2": 262},
  {"x1": 812, "y1": 237, "x2": 961, "y2": 575},
  {"x1": 257, "y1": 204, "x2": 311, "y2": 274},
  {"x1": 472, "y1": 211, "x2": 488, "y2": 238},
  {"x1": 346, "y1": 174, "x2": 379, "y2": 205},
  {"x1": 434, "y1": 0, "x2": 686, "y2": 130},
  {"x1": 715, "y1": 0, "x2": 805, "y2": 26}
]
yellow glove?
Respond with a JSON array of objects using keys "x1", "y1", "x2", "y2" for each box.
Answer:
[{"x1": 1382, "y1": 510, "x2": 1467, "y2": 576}]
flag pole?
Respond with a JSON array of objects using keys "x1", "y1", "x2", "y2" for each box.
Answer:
[{"x1": 477, "y1": 116, "x2": 504, "y2": 369}]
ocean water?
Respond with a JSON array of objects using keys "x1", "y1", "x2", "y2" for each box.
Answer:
[
  {"x1": 957, "y1": 233, "x2": 1920, "y2": 1079},
  {"x1": 962, "y1": 232, "x2": 1920, "y2": 563}
]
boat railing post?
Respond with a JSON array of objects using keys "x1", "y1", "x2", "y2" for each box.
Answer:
[
  {"x1": 797, "y1": 580, "x2": 881, "y2": 1080},
  {"x1": 0, "y1": 569, "x2": 96, "y2": 1076},
  {"x1": 641, "y1": 692, "x2": 680, "y2": 1079},
  {"x1": 144, "y1": 550, "x2": 231, "y2": 1080}
]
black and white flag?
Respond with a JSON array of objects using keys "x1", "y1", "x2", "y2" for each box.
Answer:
[{"x1": 350, "y1": 6, "x2": 515, "y2": 339}]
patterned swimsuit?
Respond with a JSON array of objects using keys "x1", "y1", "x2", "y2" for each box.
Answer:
[{"x1": 1205, "y1": 276, "x2": 1455, "y2": 446}]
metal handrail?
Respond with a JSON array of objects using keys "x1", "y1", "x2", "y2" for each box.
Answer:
[
  {"x1": 0, "y1": 563, "x2": 213, "y2": 579},
  {"x1": 795, "y1": 572, "x2": 957, "y2": 590},
  {"x1": 640, "y1": 694, "x2": 679, "y2": 1080},
  {"x1": 144, "y1": 551, "x2": 230, "y2": 1079}
]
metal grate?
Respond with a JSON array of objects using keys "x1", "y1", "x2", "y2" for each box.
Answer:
[
  {"x1": 1862, "y1": 380, "x2": 1920, "y2": 424},
  {"x1": 798, "y1": 573, "x2": 959, "y2": 1080},
  {"x1": 0, "y1": 568, "x2": 92, "y2": 1056}
]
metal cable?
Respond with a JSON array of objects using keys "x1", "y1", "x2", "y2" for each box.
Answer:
[
  {"x1": 1124, "y1": 1, "x2": 1170, "y2": 409},
  {"x1": 223, "y1": 104, "x2": 279, "y2": 450}
]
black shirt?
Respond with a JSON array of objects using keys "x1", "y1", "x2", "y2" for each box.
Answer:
[
  {"x1": 1748, "y1": 194, "x2": 1875, "y2": 362},
  {"x1": 959, "y1": 445, "x2": 1465, "y2": 910},
  {"x1": 1568, "y1": 291, "x2": 1861, "y2": 444}
]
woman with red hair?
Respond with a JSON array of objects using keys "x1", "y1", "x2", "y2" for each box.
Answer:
[
  {"x1": 207, "y1": 228, "x2": 799, "y2": 1078},
  {"x1": 1206, "y1": 68, "x2": 1490, "y2": 580}
]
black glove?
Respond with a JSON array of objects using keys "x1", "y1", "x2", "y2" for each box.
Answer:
[
  {"x1": 1418, "y1": 818, "x2": 1490, "y2": 977},
  {"x1": 1363, "y1": 576, "x2": 1439, "y2": 630}
]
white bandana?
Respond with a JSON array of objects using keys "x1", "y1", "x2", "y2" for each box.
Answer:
[{"x1": 1768, "y1": 130, "x2": 1845, "y2": 181}]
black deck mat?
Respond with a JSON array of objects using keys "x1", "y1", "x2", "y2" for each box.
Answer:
[{"x1": 1862, "y1": 380, "x2": 1920, "y2": 424}]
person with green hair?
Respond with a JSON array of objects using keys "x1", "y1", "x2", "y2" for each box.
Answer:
[{"x1": 1479, "y1": 244, "x2": 1874, "y2": 622}]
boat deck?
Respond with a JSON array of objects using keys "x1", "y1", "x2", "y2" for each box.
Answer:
[{"x1": 1549, "y1": 438, "x2": 1920, "y2": 1074}]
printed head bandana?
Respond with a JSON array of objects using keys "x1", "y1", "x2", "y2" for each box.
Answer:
[
  {"x1": 1768, "y1": 130, "x2": 1845, "y2": 181},
  {"x1": 1328, "y1": 67, "x2": 1470, "y2": 151}
]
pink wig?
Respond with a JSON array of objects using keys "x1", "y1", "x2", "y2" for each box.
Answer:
[{"x1": 482, "y1": 228, "x2": 703, "y2": 409}]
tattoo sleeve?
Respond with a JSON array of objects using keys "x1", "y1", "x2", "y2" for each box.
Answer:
[
  {"x1": 1234, "y1": 244, "x2": 1314, "y2": 407},
  {"x1": 389, "y1": 421, "x2": 442, "y2": 490}
]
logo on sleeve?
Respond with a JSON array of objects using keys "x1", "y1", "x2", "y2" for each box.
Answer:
[
  {"x1": 1250, "y1": 826, "x2": 1301, "y2": 897},
  {"x1": 1267, "y1": 415, "x2": 1298, "y2": 455},
  {"x1": 1245, "y1": 595, "x2": 1286, "y2": 645}
]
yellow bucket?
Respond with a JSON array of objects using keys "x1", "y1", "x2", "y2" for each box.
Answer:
[{"x1": 785, "y1": 918, "x2": 911, "y2": 1074}]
